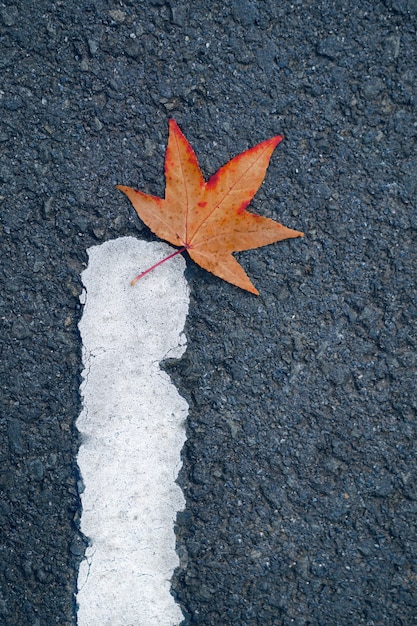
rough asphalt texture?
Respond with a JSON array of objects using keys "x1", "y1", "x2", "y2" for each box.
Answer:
[{"x1": 1, "y1": 1, "x2": 416, "y2": 625}]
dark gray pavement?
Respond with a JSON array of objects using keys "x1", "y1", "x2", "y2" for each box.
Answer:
[{"x1": 1, "y1": 1, "x2": 417, "y2": 624}]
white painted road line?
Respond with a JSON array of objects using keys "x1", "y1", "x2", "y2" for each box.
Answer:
[{"x1": 76, "y1": 237, "x2": 189, "y2": 626}]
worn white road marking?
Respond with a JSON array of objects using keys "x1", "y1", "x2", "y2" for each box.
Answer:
[{"x1": 76, "y1": 237, "x2": 189, "y2": 626}]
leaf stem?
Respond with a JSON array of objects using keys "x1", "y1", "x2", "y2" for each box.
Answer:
[{"x1": 130, "y1": 246, "x2": 188, "y2": 285}]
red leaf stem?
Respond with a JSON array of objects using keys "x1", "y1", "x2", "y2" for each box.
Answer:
[{"x1": 130, "y1": 246, "x2": 187, "y2": 285}]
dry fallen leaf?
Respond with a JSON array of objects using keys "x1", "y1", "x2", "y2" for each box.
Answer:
[{"x1": 117, "y1": 119, "x2": 303, "y2": 295}]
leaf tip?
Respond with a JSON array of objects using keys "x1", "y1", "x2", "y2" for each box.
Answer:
[
  {"x1": 272, "y1": 134, "x2": 284, "y2": 148},
  {"x1": 168, "y1": 118, "x2": 179, "y2": 133}
]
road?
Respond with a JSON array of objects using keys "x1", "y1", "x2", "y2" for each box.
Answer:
[{"x1": 1, "y1": 1, "x2": 416, "y2": 624}]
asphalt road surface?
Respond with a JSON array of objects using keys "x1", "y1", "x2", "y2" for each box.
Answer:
[{"x1": 1, "y1": 1, "x2": 417, "y2": 624}]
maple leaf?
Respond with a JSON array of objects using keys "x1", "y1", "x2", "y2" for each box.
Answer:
[{"x1": 117, "y1": 119, "x2": 303, "y2": 295}]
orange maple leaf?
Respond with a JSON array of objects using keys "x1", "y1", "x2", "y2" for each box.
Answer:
[{"x1": 117, "y1": 119, "x2": 303, "y2": 295}]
